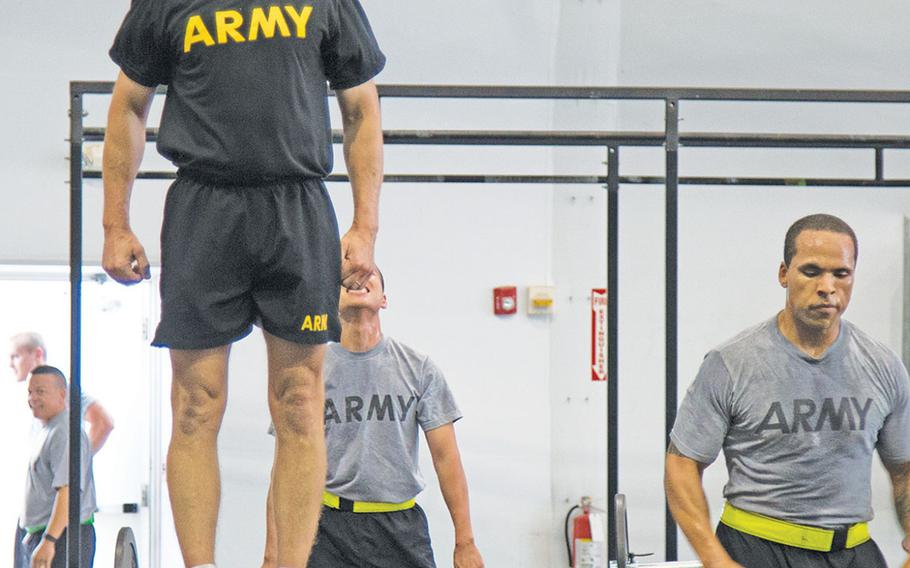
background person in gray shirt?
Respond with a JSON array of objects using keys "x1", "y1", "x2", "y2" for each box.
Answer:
[
  {"x1": 262, "y1": 269, "x2": 484, "y2": 568},
  {"x1": 19, "y1": 366, "x2": 96, "y2": 568},
  {"x1": 666, "y1": 214, "x2": 910, "y2": 568},
  {"x1": 9, "y1": 332, "x2": 113, "y2": 566}
]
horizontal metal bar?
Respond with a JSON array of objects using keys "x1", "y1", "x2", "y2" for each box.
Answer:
[
  {"x1": 71, "y1": 81, "x2": 114, "y2": 95},
  {"x1": 70, "y1": 81, "x2": 910, "y2": 103},
  {"x1": 80, "y1": 127, "x2": 910, "y2": 149},
  {"x1": 83, "y1": 171, "x2": 609, "y2": 184},
  {"x1": 622, "y1": 176, "x2": 910, "y2": 187},
  {"x1": 84, "y1": 127, "x2": 663, "y2": 145},
  {"x1": 377, "y1": 85, "x2": 910, "y2": 103},
  {"x1": 83, "y1": 127, "x2": 665, "y2": 146},
  {"x1": 81, "y1": 170, "x2": 910, "y2": 187},
  {"x1": 366, "y1": 174, "x2": 608, "y2": 184},
  {"x1": 681, "y1": 133, "x2": 910, "y2": 149}
]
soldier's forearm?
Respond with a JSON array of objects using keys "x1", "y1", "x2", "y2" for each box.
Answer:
[
  {"x1": 103, "y1": 74, "x2": 155, "y2": 231},
  {"x1": 891, "y1": 462, "x2": 910, "y2": 537},
  {"x1": 337, "y1": 83, "x2": 382, "y2": 234},
  {"x1": 344, "y1": 116, "x2": 382, "y2": 234},
  {"x1": 665, "y1": 445, "x2": 734, "y2": 567}
]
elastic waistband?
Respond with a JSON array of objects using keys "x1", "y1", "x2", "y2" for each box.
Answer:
[
  {"x1": 322, "y1": 491, "x2": 415, "y2": 514},
  {"x1": 177, "y1": 169, "x2": 323, "y2": 188},
  {"x1": 720, "y1": 502, "x2": 869, "y2": 552}
]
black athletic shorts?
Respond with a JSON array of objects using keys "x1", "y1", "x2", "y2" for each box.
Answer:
[
  {"x1": 16, "y1": 525, "x2": 95, "y2": 568},
  {"x1": 152, "y1": 175, "x2": 341, "y2": 349},
  {"x1": 14, "y1": 525, "x2": 28, "y2": 568},
  {"x1": 717, "y1": 522, "x2": 888, "y2": 568},
  {"x1": 308, "y1": 504, "x2": 437, "y2": 568}
]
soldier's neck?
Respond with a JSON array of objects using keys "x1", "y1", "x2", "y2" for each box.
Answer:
[
  {"x1": 340, "y1": 312, "x2": 383, "y2": 353},
  {"x1": 777, "y1": 310, "x2": 840, "y2": 358}
]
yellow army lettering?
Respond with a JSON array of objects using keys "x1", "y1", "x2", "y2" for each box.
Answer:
[
  {"x1": 184, "y1": 5, "x2": 314, "y2": 53},
  {"x1": 300, "y1": 314, "x2": 328, "y2": 332}
]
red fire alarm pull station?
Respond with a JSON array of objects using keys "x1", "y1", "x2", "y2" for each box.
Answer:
[{"x1": 493, "y1": 286, "x2": 517, "y2": 315}]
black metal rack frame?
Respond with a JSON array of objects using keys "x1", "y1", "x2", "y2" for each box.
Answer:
[{"x1": 69, "y1": 81, "x2": 910, "y2": 567}]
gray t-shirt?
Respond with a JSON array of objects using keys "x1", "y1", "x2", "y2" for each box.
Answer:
[
  {"x1": 21, "y1": 411, "x2": 97, "y2": 529},
  {"x1": 268, "y1": 337, "x2": 462, "y2": 502},
  {"x1": 78, "y1": 392, "x2": 96, "y2": 417},
  {"x1": 671, "y1": 316, "x2": 910, "y2": 527},
  {"x1": 26, "y1": 391, "x2": 97, "y2": 438},
  {"x1": 325, "y1": 337, "x2": 461, "y2": 502}
]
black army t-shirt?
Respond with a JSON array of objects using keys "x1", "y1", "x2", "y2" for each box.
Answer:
[{"x1": 110, "y1": 0, "x2": 385, "y2": 182}]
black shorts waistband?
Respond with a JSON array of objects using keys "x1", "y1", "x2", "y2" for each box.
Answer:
[{"x1": 176, "y1": 169, "x2": 324, "y2": 189}]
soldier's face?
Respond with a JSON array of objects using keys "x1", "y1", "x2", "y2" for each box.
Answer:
[{"x1": 779, "y1": 230, "x2": 855, "y2": 333}]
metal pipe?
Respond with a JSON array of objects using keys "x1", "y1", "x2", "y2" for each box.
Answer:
[
  {"x1": 664, "y1": 99, "x2": 680, "y2": 562},
  {"x1": 607, "y1": 145, "x2": 620, "y2": 561},
  {"x1": 81, "y1": 127, "x2": 910, "y2": 150},
  {"x1": 81, "y1": 171, "x2": 910, "y2": 187},
  {"x1": 875, "y1": 148, "x2": 885, "y2": 181},
  {"x1": 68, "y1": 85, "x2": 84, "y2": 568},
  {"x1": 83, "y1": 171, "x2": 612, "y2": 184},
  {"x1": 70, "y1": 80, "x2": 910, "y2": 103}
]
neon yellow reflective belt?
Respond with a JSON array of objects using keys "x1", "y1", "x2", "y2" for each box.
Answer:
[
  {"x1": 721, "y1": 502, "x2": 870, "y2": 552},
  {"x1": 322, "y1": 491, "x2": 416, "y2": 513}
]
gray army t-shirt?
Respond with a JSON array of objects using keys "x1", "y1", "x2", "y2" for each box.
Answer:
[
  {"x1": 21, "y1": 411, "x2": 97, "y2": 529},
  {"x1": 671, "y1": 317, "x2": 910, "y2": 527},
  {"x1": 323, "y1": 337, "x2": 462, "y2": 503},
  {"x1": 267, "y1": 336, "x2": 462, "y2": 501}
]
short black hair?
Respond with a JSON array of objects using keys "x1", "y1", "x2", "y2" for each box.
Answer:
[
  {"x1": 783, "y1": 214, "x2": 858, "y2": 267},
  {"x1": 30, "y1": 365, "x2": 68, "y2": 390}
]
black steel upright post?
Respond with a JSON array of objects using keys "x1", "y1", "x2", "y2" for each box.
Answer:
[
  {"x1": 606, "y1": 145, "x2": 620, "y2": 561},
  {"x1": 664, "y1": 99, "x2": 680, "y2": 562},
  {"x1": 875, "y1": 147, "x2": 884, "y2": 182},
  {"x1": 68, "y1": 85, "x2": 84, "y2": 568}
]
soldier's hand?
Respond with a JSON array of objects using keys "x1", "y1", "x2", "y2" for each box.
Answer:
[
  {"x1": 102, "y1": 226, "x2": 151, "y2": 284},
  {"x1": 30, "y1": 537, "x2": 56, "y2": 568},
  {"x1": 454, "y1": 540, "x2": 484, "y2": 568},
  {"x1": 340, "y1": 225, "x2": 376, "y2": 291}
]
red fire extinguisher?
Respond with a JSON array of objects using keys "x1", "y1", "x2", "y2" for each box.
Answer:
[{"x1": 565, "y1": 496, "x2": 597, "y2": 567}]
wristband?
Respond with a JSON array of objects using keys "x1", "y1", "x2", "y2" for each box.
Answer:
[{"x1": 42, "y1": 533, "x2": 59, "y2": 544}]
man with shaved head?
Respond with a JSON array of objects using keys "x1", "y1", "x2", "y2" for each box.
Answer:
[
  {"x1": 18, "y1": 366, "x2": 96, "y2": 568},
  {"x1": 666, "y1": 214, "x2": 910, "y2": 568}
]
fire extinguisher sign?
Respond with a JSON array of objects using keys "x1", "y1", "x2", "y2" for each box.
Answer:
[{"x1": 591, "y1": 288, "x2": 607, "y2": 382}]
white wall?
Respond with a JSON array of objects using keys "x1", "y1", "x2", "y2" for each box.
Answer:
[
  {"x1": 0, "y1": 0, "x2": 129, "y2": 263},
  {"x1": 619, "y1": 0, "x2": 910, "y2": 90},
  {"x1": 548, "y1": 2, "x2": 623, "y2": 566}
]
